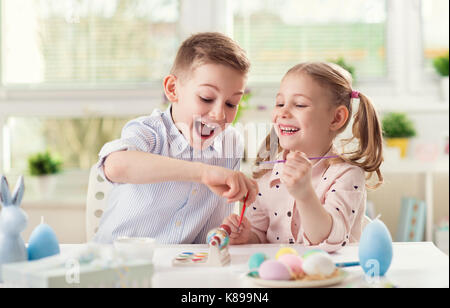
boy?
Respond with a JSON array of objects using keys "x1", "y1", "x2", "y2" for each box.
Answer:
[{"x1": 94, "y1": 32, "x2": 258, "y2": 244}]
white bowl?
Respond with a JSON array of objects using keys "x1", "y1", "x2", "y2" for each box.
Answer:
[{"x1": 113, "y1": 237, "x2": 156, "y2": 261}]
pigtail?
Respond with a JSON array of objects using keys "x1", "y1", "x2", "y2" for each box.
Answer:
[
  {"x1": 343, "y1": 93, "x2": 384, "y2": 189},
  {"x1": 252, "y1": 126, "x2": 282, "y2": 179}
]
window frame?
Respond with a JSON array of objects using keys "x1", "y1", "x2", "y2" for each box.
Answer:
[{"x1": 0, "y1": 0, "x2": 447, "y2": 174}]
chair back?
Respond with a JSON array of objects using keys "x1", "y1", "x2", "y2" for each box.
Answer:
[{"x1": 86, "y1": 165, "x2": 113, "y2": 241}]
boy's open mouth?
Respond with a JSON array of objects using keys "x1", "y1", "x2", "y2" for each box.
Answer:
[
  {"x1": 279, "y1": 124, "x2": 300, "y2": 136},
  {"x1": 194, "y1": 119, "x2": 219, "y2": 140}
]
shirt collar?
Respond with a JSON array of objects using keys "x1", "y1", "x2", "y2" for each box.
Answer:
[
  {"x1": 162, "y1": 105, "x2": 190, "y2": 157},
  {"x1": 162, "y1": 104, "x2": 225, "y2": 157},
  {"x1": 212, "y1": 130, "x2": 224, "y2": 154}
]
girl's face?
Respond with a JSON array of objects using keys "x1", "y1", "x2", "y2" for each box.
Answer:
[{"x1": 272, "y1": 73, "x2": 336, "y2": 156}]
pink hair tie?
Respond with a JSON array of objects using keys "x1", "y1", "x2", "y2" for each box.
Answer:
[{"x1": 351, "y1": 90, "x2": 360, "y2": 99}]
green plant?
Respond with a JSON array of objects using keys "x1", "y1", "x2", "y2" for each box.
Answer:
[
  {"x1": 382, "y1": 113, "x2": 416, "y2": 138},
  {"x1": 329, "y1": 57, "x2": 356, "y2": 82},
  {"x1": 28, "y1": 150, "x2": 63, "y2": 176},
  {"x1": 433, "y1": 52, "x2": 449, "y2": 77}
]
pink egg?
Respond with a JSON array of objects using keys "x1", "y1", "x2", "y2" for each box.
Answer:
[
  {"x1": 278, "y1": 254, "x2": 303, "y2": 276},
  {"x1": 258, "y1": 260, "x2": 292, "y2": 280}
]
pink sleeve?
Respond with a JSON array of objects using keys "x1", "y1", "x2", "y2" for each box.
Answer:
[
  {"x1": 246, "y1": 195, "x2": 270, "y2": 244},
  {"x1": 301, "y1": 166, "x2": 366, "y2": 252}
]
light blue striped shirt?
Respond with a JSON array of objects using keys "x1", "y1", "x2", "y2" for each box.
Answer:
[{"x1": 93, "y1": 106, "x2": 243, "y2": 244}]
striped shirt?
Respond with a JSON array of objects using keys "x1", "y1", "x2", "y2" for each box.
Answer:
[{"x1": 93, "y1": 106, "x2": 243, "y2": 244}]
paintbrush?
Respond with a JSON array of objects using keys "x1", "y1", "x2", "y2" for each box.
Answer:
[{"x1": 256, "y1": 155, "x2": 340, "y2": 166}]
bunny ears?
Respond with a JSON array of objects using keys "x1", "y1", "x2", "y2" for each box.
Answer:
[{"x1": 0, "y1": 175, "x2": 24, "y2": 207}]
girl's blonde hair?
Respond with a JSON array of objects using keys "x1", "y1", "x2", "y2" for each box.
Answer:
[{"x1": 253, "y1": 62, "x2": 384, "y2": 189}]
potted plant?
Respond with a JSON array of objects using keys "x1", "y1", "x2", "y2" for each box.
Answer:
[
  {"x1": 432, "y1": 52, "x2": 449, "y2": 101},
  {"x1": 28, "y1": 150, "x2": 63, "y2": 198},
  {"x1": 382, "y1": 113, "x2": 416, "y2": 158}
]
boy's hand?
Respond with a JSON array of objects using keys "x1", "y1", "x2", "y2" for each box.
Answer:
[
  {"x1": 281, "y1": 151, "x2": 314, "y2": 200},
  {"x1": 201, "y1": 165, "x2": 258, "y2": 204},
  {"x1": 222, "y1": 214, "x2": 252, "y2": 245}
]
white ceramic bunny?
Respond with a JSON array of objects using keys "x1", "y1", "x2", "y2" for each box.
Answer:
[{"x1": 0, "y1": 175, "x2": 27, "y2": 280}]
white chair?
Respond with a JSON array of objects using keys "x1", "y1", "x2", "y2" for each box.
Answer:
[{"x1": 86, "y1": 164, "x2": 113, "y2": 242}]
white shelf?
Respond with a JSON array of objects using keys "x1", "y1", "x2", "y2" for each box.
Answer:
[
  {"x1": 241, "y1": 158, "x2": 450, "y2": 176},
  {"x1": 382, "y1": 158, "x2": 449, "y2": 174},
  {"x1": 375, "y1": 100, "x2": 449, "y2": 114}
]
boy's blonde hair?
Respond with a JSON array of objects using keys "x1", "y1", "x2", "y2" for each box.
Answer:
[
  {"x1": 254, "y1": 62, "x2": 384, "y2": 189},
  {"x1": 170, "y1": 32, "x2": 250, "y2": 80}
]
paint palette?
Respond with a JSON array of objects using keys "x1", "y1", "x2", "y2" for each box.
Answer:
[
  {"x1": 172, "y1": 251, "x2": 210, "y2": 266},
  {"x1": 172, "y1": 245, "x2": 231, "y2": 267},
  {"x1": 172, "y1": 224, "x2": 232, "y2": 267}
]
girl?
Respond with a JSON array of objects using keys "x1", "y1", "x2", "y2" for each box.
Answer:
[{"x1": 223, "y1": 62, "x2": 383, "y2": 252}]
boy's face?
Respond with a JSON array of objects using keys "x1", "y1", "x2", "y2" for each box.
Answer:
[{"x1": 166, "y1": 63, "x2": 246, "y2": 150}]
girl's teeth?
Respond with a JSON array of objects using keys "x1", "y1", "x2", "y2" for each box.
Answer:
[{"x1": 281, "y1": 127, "x2": 299, "y2": 132}]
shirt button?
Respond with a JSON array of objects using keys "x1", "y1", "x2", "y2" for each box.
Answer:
[
  {"x1": 192, "y1": 189, "x2": 198, "y2": 195},
  {"x1": 175, "y1": 221, "x2": 182, "y2": 227}
]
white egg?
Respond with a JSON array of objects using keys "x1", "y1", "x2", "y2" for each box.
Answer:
[{"x1": 302, "y1": 253, "x2": 336, "y2": 276}]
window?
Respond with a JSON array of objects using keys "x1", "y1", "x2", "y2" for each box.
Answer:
[
  {"x1": 1, "y1": 0, "x2": 179, "y2": 174},
  {"x1": 5, "y1": 116, "x2": 135, "y2": 172},
  {"x1": 2, "y1": 0, "x2": 179, "y2": 87},
  {"x1": 232, "y1": 0, "x2": 387, "y2": 83},
  {"x1": 422, "y1": 0, "x2": 449, "y2": 73},
  {"x1": 1, "y1": 0, "x2": 448, "y2": 176}
]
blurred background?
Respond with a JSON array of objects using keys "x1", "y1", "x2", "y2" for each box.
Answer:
[{"x1": 0, "y1": 0, "x2": 448, "y2": 251}]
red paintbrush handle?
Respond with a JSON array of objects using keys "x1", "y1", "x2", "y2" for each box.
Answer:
[{"x1": 238, "y1": 192, "x2": 249, "y2": 227}]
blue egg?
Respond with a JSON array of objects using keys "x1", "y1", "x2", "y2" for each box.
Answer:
[
  {"x1": 358, "y1": 218, "x2": 393, "y2": 276},
  {"x1": 27, "y1": 223, "x2": 60, "y2": 261},
  {"x1": 248, "y1": 252, "x2": 267, "y2": 270}
]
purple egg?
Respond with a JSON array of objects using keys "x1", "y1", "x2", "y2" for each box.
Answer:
[{"x1": 258, "y1": 260, "x2": 292, "y2": 280}]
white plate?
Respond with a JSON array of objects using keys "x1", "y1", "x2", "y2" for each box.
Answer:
[{"x1": 245, "y1": 269, "x2": 348, "y2": 288}]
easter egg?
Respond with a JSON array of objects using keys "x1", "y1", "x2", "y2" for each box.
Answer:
[
  {"x1": 278, "y1": 254, "x2": 303, "y2": 276},
  {"x1": 275, "y1": 247, "x2": 298, "y2": 259},
  {"x1": 258, "y1": 260, "x2": 292, "y2": 280},
  {"x1": 358, "y1": 218, "x2": 393, "y2": 277},
  {"x1": 27, "y1": 221, "x2": 60, "y2": 261},
  {"x1": 302, "y1": 253, "x2": 335, "y2": 276},
  {"x1": 206, "y1": 229, "x2": 216, "y2": 243},
  {"x1": 248, "y1": 253, "x2": 267, "y2": 271},
  {"x1": 302, "y1": 249, "x2": 327, "y2": 259}
]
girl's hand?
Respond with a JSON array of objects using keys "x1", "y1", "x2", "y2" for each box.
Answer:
[
  {"x1": 281, "y1": 151, "x2": 314, "y2": 200},
  {"x1": 201, "y1": 165, "x2": 258, "y2": 204},
  {"x1": 222, "y1": 214, "x2": 252, "y2": 245}
]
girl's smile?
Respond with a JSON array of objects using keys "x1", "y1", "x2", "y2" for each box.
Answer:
[{"x1": 278, "y1": 124, "x2": 301, "y2": 136}]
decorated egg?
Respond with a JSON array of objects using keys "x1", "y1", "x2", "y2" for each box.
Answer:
[
  {"x1": 302, "y1": 248, "x2": 327, "y2": 259},
  {"x1": 358, "y1": 218, "x2": 393, "y2": 277},
  {"x1": 248, "y1": 252, "x2": 267, "y2": 271},
  {"x1": 302, "y1": 253, "x2": 335, "y2": 276},
  {"x1": 206, "y1": 224, "x2": 231, "y2": 249},
  {"x1": 258, "y1": 260, "x2": 292, "y2": 280},
  {"x1": 27, "y1": 217, "x2": 60, "y2": 261},
  {"x1": 275, "y1": 247, "x2": 298, "y2": 259},
  {"x1": 278, "y1": 254, "x2": 303, "y2": 276}
]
